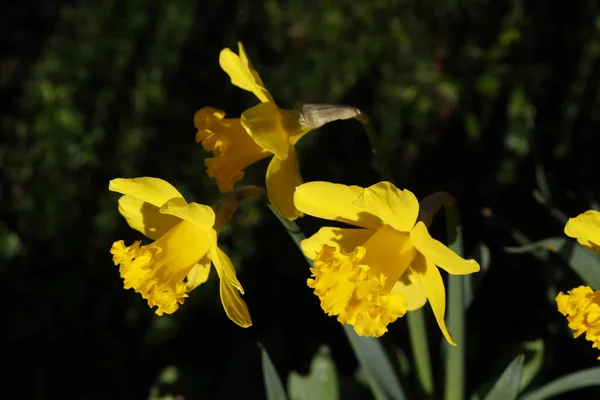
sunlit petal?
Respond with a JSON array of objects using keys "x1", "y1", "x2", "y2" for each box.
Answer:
[
  {"x1": 160, "y1": 199, "x2": 216, "y2": 230},
  {"x1": 109, "y1": 177, "x2": 183, "y2": 208},
  {"x1": 353, "y1": 182, "x2": 419, "y2": 232},
  {"x1": 266, "y1": 145, "x2": 303, "y2": 220},
  {"x1": 410, "y1": 222, "x2": 480, "y2": 275},
  {"x1": 117, "y1": 195, "x2": 181, "y2": 240},
  {"x1": 411, "y1": 255, "x2": 455, "y2": 345},
  {"x1": 294, "y1": 182, "x2": 383, "y2": 230},
  {"x1": 565, "y1": 210, "x2": 600, "y2": 252},
  {"x1": 218, "y1": 278, "x2": 252, "y2": 328},
  {"x1": 209, "y1": 246, "x2": 243, "y2": 292},
  {"x1": 219, "y1": 42, "x2": 273, "y2": 103},
  {"x1": 391, "y1": 270, "x2": 428, "y2": 311}
]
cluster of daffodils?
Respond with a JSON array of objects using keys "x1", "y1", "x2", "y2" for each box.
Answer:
[
  {"x1": 557, "y1": 210, "x2": 600, "y2": 358},
  {"x1": 109, "y1": 42, "x2": 482, "y2": 344}
]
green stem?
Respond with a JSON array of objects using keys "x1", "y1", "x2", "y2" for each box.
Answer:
[{"x1": 407, "y1": 309, "x2": 434, "y2": 397}]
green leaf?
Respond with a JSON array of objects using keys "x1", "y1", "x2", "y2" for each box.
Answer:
[
  {"x1": 519, "y1": 367, "x2": 600, "y2": 400},
  {"x1": 519, "y1": 340, "x2": 544, "y2": 391},
  {"x1": 261, "y1": 345, "x2": 288, "y2": 400},
  {"x1": 505, "y1": 237, "x2": 600, "y2": 288},
  {"x1": 482, "y1": 355, "x2": 524, "y2": 400},
  {"x1": 407, "y1": 309, "x2": 434, "y2": 397},
  {"x1": 343, "y1": 325, "x2": 407, "y2": 400},
  {"x1": 444, "y1": 203, "x2": 465, "y2": 400},
  {"x1": 288, "y1": 346, "x2": 339, "y2": 400}
]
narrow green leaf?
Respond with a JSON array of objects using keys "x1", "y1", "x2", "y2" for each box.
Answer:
[
  {"x1": 482, "y1": 355, "x2": 524, "y2": 400},
  {"x1": 343, "y1": 325, "x2": 407, "y2": 400},
  {"x1": 505, "y1": 237, "x2": 600, "y2": 288},
  {"x1": 407, "y1": 309, "x2": 434, "y2": 397},
  {"x1": 519, "y1": 367, "x2": 600, "y2": 400},
  {"x1": 268, "y1": 205, "x2": 407, "y2": 400},
  {"x1": 261, "y1": 345, "x2": 288, "y2": 400},
  {"x1": 288, "y1": 346, "x2": 339, "y2": 400},
  {"x1": 519, "y1": 340, "x2": 544, "y2": 391},
  {"x1": 444, "y1": 203, "x2": 465, "y2": 400}
]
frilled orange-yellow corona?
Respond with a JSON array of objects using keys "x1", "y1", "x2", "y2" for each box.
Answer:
[
  {"x1": 293, "y1": 181, "x2": 480, "y2": 343},
  {"x1": 109, "y1": 177, "x2": 262, "y2": 327}
]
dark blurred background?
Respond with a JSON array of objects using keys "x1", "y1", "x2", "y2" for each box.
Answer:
[{"x1": 2, "y1": 0, "x2": 600, "y2": 398}]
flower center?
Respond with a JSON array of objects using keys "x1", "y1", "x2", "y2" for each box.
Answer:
[
  {"x1": 557, "y1": 286, "x2": 600, "y2": 357},
  {"x1": 308, "y1": 245, "x2": 408, "y2": 337},
  {"x1": 110, "y1": 221, "x2": 211, "y2": 315}
]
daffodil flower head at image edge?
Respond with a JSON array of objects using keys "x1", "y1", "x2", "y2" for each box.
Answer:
[
  {"x1": 194, "y1": 42, "x2": 367, "y2": 220},
  {"x1": 109, "y1": 177, "x2": 264, "y2": 327},
  {"x1": 556, "y1": 210, "x2": 600, "y2": 358},
  {"x1": 293, "y1": 181, "x2": 481, "y2": 343}
]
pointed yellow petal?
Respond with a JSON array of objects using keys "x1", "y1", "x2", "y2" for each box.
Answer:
[
  {"x1": 293, "y1": 182, "x2": 383, "y2": 230},
  {"x1": 117, "y1": 195, "x2": 181, "y2": 240},
  {"x1": 266, "y1": 145, "x2": 303, "y2": 220},
  {"x1": 241, "y1": 102, "x2": 306, "y2": 160},
  {"x1": 209, "y1": 246, "x2": 243, "y2": 292},
  {"x1": 109, "y1": 177, "x2": 183, "y2": 207},
  {"x1": 418, "y1": 192, "x2": 455, "y2": 228},
  {"x1": 219, "y1": 43, "x2": 273, "y2": 103},
  {"x1": 301, "y1": 227, "x2": 373, "y2": 259},
  {"x1": 565, "y1": 210, "x2": 600, "y2": 251},
  {"x1": 391, "y1": 270, "x2": 428, "y2": 311},
  {"x1": 219, "y1": 278, "x2": 252, "y2": 327},
  {"x1": 410, "y1": 221, "x2": 480, "y2": 275},
  {"x1": 186, "y1": 256, "x2": 211, "y2": 292},
  {"x1": 194, "y1": 108, "x2": 270, "y2": 193},
  {"x1": 159, "y1": 199, "x2": 216, "y2": 230},
  {"x1": 411, "y1": 255, "x2": 455, "y2": 345},
  {"x1": 353, "y1": 182, "x2": 419, "y2": 232}
]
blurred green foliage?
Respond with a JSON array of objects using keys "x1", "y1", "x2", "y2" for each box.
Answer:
[{"x1": 3, "y1": 0, "x2": 600, "y2": 398}]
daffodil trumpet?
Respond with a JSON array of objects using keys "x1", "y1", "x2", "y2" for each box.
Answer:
[
  {"x1": 109, "y1": 177, "x2": 263, "y2": 327},
  {"x1": 195, "y1": 42, "x2": 366, "y2": 220},
  {"x1": 293, "y1": 181, "x2": 480, "y2": 343}
]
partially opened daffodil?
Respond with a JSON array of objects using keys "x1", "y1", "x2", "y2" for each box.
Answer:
[
  {"x1": 293, "y1": 181, "x2": 480, "y2": 343},
  {"x1": 195, "y1": 42, "x2": 365, "y2": 220},
  {"x1": 556, "y1": 286, "x2": 600, "y2": 359},
  {"x1": 556, "y1": 210, "x2": 600, "y2": 357},
  {"x1": 109, "y1": 177, "x2": 263, "y2": 327}
]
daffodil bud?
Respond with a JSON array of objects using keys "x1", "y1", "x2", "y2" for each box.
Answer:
[{"x1": 295, "y1": 103, "x2": 369, "y2": 129}]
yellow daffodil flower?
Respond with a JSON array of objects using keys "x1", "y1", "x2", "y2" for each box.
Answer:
[
  {"x1": 293, "y1": 181, "x2": 480, "y2": 343},
  {"x1": 556, "y1": 286, "x2": 600, "y2": 359},
  {"x1": 565, "y1": 209, "x2": 600, "y2": 252},
  {"x1": 109, "y1": 177, "x2": 263, "y2": 327},
  {"x1": 195, "y1": 42, "x2": 365, "y2": 220}
]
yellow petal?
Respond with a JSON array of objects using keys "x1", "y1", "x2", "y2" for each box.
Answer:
[
  {"x1": 109, "y1": 177, "x2": 183, "y2": 207},
  {"x1": 209, "y1": 246, "x2": 243, "y2": 292},
  {"x1": 219, "y1": 42, "x2": 273, "y2": 103},
  {"x1": 410, "y1": 221, "x2": 480, "y2": 275},
  {"x1": 565, "y1": 210, "x2": 600, "y2": 251},
  {"x1": 159, "y1": 199, "x2": 216, "y2": 230},
  {"x1": 117, "y1": 195, "x2": 180, "y2": 240},
  {"x1": 241, "y1": 102, "x2": 306, "y2": 160},
  {"x1": 361, "y1": 225, "x2": 418, "y2": 292},
  {"x1": 411, "y1": 255, "x2": 455, "y2": 345},
  {"x1": 194, "y1": 108, "x2": 270, "y2": 193},
  {"x1": 218, "y1": 278, "x2": 252, "y2": 328},
  {"x1": 353, "y1": 182, "x2": 419, "y2": 232},
  {"x1": 186, "y1": 256, "x2": 212, "y2": 292},
  {"x1": 293, "y1": 182, "x2": 383, "y2": 230},
  {"x1": 391, "y1": 272, "x2": 428, "y2": 311},
  {"x1": 301, "y1": 227, "x2": 373, "y2": 260},
  {"x1": 266, "y1": 145, "x2": 303, "y2": 220},
  {"x1": 418, "y1": 192, "x2": 455, "y2": 228}
]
